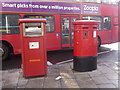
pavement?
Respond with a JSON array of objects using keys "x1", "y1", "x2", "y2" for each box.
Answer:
[{"x1": 1, "y1": 42, "x2": 120, "y2": 89}]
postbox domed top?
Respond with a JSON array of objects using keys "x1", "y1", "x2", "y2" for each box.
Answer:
[{"x1": 72, "y1": 20, "x2": 100, "y2": 25}]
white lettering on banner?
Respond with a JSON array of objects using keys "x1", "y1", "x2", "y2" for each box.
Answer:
[
  {"x1": 2, "y1": 3, "x2": 16, "y2": 8},
  {"x1": 29, "y1": 4, "x2": 39, "y2": 8},
  {"x1": 2, "y1": 3, "x2": 29, "y2": 8},
  {"x1": 40, "y1": 5, "x2": 48, "y2": 9},
  {"x1": 64, "y1": 6, "x2": 80, "y2": 10},
  {"x1": 50, "y1": 5, "x2": 63, "y2": 10},
  {"x1": 17, "y1": 3, "x2": 28, "y2": 8},
  {"x1": 1, "y1": 2, "x2": 81, "y2": 11},
  {"x1": 84, "y1": 5, "x2": 98, "y2": 11}
]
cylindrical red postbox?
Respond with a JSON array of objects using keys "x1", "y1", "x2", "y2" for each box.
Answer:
[
  {"x1": 19, "y1": 19, "x2": 47, "y2": 78},
  {"x1": 72, "y1": 20, "x2": 100, "y2": 72}
]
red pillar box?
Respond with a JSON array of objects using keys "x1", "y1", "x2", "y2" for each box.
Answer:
[
  {"x1": 72, "y1": 20, "x2": 100, "y2": 72},
  {"x1": 19, "y1": 19, "x2": 47, "y2": 77}
]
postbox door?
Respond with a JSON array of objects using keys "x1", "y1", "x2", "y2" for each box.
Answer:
[{"x1": 61, "y1": 16, "x2": 79, "y2": 48}]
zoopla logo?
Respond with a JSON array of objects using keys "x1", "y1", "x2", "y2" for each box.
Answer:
[{"x1": 83, "y1": 5, "x2": 99, "y2": 11}]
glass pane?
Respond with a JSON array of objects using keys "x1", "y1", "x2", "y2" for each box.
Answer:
[
  {"x1": 0, "y1": 14, "x2": 2, "y2": 27},
  {"x1": 102, "y1": 0, "x2": 118, "y2": 5},
  {"x1": 103, "y1": 17, "x2": 111, "y2": 30},
  {"x1": 24, "y1": 15, "x2": 54, "y2": 33},
  {"x1": 61, "y1": 18, "x2": 70, "y2": 44},
  {"x1": 82, "y1": 16, "x2": 102, "y2": 30},
  {"x1": 81, "y1": 0, "x2": 101, "y2": 3},
  {"x1": 58, "y1": 0, "x2": 80, "y2": 2},
  {"x1": 0, "y1": 14, "x2": 21, "y2": 35},
  {"x1": 75, "y1": 0, "x2": 81, "y2": 2},
  {"x1": 56, "y1": 0, "x2": 101, "y2": 3}
]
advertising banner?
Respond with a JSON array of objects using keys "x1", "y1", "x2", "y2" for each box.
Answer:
[{"x1": 0, "y1": 1, "x2": 101, "y2": 15}]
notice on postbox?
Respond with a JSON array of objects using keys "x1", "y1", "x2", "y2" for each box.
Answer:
[
  {"x1": 93, "y1": 31, "x2": 96, "y2": 38},
  {"x1": 29, "y1": 42, "x2": 39, "y2": 49}
]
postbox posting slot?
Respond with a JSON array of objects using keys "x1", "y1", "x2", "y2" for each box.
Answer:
[
  {"x1": 82, "y1": 27, "x2": 88, "y2": 29},
  {"x1": 23, "y1": 22, "x2": 43, "y2": 37},
  {"x1": 93, "y1": 27, "x2": 97, "y2": 29}
]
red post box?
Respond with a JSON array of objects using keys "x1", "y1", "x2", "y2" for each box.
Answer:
[
  {"x1": 19, "y1": 19, "x2": 47, "y2": 77},
  {"x1": 72, "y1": 20, "x2": 100, "y2": 72}
]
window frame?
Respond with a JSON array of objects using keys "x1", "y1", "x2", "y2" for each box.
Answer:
[
  {"x1": 82, "y1": 15, "x2": 102, "y2": 31},
  {"x1": 103, "y1": 16, "x2": 111, "y2": 31},
  {"x1": 101, "y1": 0, "x2": 118, "y2": 5},
  {"x1": 24, "y1": 15, "x2": 55, "y2": 33},
  {"x1": 57, "y1": 0, "x2": 101, "y2": 3},
  {"x1": 81, "y1": 0, "x2": 101, "y2": 3},
  {"x1": 0, "y1": 14, "x2": 21, "y2": 35}
]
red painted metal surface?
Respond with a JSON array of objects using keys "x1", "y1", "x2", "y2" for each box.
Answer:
[
  {"x1": 1, "y1": 34, "x2": 21, "y2": 54},
  {"x1": 73, "y1": 20, "x2": 100, "y2": 56},
  {"x1": 100, "y1": 4, "x2": 118, "y2": 44},
  {"x1": 118, "y1": 2, "x2": 120, "y2": 42},
  {"x1": 19, "y1": 19, "x2": 47, "y2": 77},
  {"x1": 0, "y1": 3, "x2": 118, "y2": 57}
]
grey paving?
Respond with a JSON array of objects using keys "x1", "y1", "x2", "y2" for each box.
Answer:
[
  {"x1": 1, "y1": 59, "x2": 119, "y2": 89},
  {"x1": 26, "y1": 78, "x2": 44, "y2": 88},
  {"x1": 97, "y1": 84, "x2": 117, "y2": 88},
  {"x1": 1, "y1": 42, "x2": 119, "y2": 89},
  {"x1": 44, "y1": 75, "x2": 61, "y2": 88},
  {"x1": 77, "y1": 79, "x2": 98, "y2": 88},
  {"x1": 61, "y1": 79, "x2": 79, "y2": 88}
]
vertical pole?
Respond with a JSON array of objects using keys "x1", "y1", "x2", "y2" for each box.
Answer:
[{"x1": 5, "y1": 16, "x2": 9, "y2": 33}]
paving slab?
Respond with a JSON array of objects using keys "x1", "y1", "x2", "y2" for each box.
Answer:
[
  {"x1": 101, "y1": 62, "x2": 119, "y2": 72},
  {"x1": 3, "y1": 70, "x2": 20, "y2": 88},
  {"x1": 44, "y1": 76, "x2": 61, "y2": 88},
  {"x1": 26, "y1": 78, "x2": 44, "y2": 88},
  {"x1": 0, "y1": 70, "x2": 2, "y2": 88},
  {"x1": 77, "y1": 79, "x2": 97, "y2": 88},
  {"x1": 2, "y1": 84, "x2": 17, "y2": 88},
  {"x1": 47, "y1": 65, "x2": 60, "y2": 76},
  {"x1": 74, "y1": 73, "x2": 91, "y2": 82},
  {"x1": 110, "y1": 79, "x2": 118, "y2": 88},
  {"x1": 99, "y1": 89, "x2": 119, "y2": 90},
  {"x1": 92, "y1": 76, "x2": 112, "y2": 85},
  {"x1": 88, "y1": 69, "x2": 104, "y2": 77},
  {"x1": 60, "y1": 70, "x2": 75, "y2": 79},
  {"x1": 17, "y1": 71, "x2": 29, "y2": 88},
  {"x1": 98, "y1": 65, "x2": 116, "y2": 74},
  {"x1": 61, "y1": 79, "x2": 79, "y2": 88},
  {"x1": 58, "y1": 63, "x2": 72, "y2": 72},
  {"x1": 97, "y1": 83, "x2": 116, "y2": 88},
  {"x1": 17, "y1": 79, "x2": 28, "y2": 88},
  {"x1": 104, "y1": 73, "x2": 118, "y2": 80}
]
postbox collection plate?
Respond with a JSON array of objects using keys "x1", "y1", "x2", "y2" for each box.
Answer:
[{"x1": 29, "y1": 42, "x2": 39, "y2": 49}]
